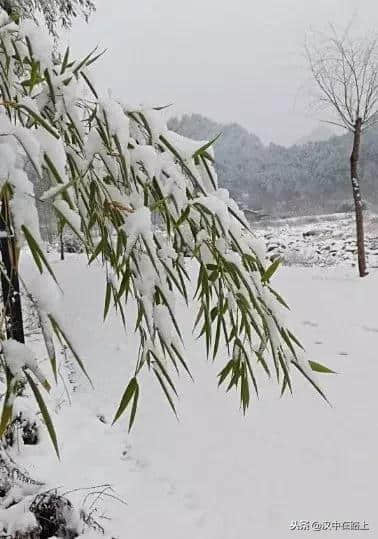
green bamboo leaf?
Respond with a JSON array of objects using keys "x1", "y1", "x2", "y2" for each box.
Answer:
[
  {"x1": 268, "y1": 286, "x2": 290, "y2": 310},
  {"x1": 41, "y1": 181, "x2": 75, "y2": 201},
  {"x1": 17, "y1": 104, "x2": 59, "y2": 138},
  {"x1": 44, "y1": 68, "x2": 55, "y2": 104},
  {"x1": 48, "y1": 314, "x2": 92, "y2": 387},
  {"x1": 218, "y1": 359, "x2": 234, "y2": 387},
  {"x1": 60, "y1": 46, "x2": 70, "y2": 73},
  {"x1": 286, "y1": 330, "x2": 305, "y2": 351},
  {"x1": 171, "y1": 344, "x2": 193, "y2": 381},
  {"x1": 104, "y1": 281, "x2": 112, "y2": 320},
  {"x1": 44, "y1": 154, "x2": 65, "y2": 186},
  {"x1": 262, "y1": 258, "x2": 281, "y2": 283},
  {"x1": 153, "y1": 103, "x2": 174, "y2": 111},
  {"x1": 150, "y1": 352, "x2": 178, "y2": 397},
  {"x1": 22, "y1": 225, "x2": 58, "y2": 284},
  {"x1": 240, "y1": 370, "x2": 250, "y2": 413},
  {"x1": 153, "y1": 368, "x2": 178, "y2": 418},
  {"x1": 0, "y1": 401, "x2": 12, "y2": 439},
  {"x1": 280, "y1": 375, "x2": 288, "y2": 397},
  {"x1": 192, "y1": 132, "x2": 222, "y2": 159},
  {"x1": 291, "y1": 361, "x2": 331, "y2": 405},
  {"x1": 25, "y1": 371, "x2": 59, "y2": 458},
  {"x1": 176, "y1": 206, "x2": 190, "y2": 227},
  {"x1": 53, "y1": 203, "x2": 82, "y2": 242},
  {"x1": 73, "y1": 46, "x2": 100, "y2": 74},
  {"x1": 112, "y1": 377, "x2": 138, "y2": 425},
  {"x1": 23, "y1": 230, "x2": 43, "y2": 274},
  {"x1": 128, "y1": 382, "x2": 139, "y2": 432},
  {"x1": 80, "y1": 70, "x2": 98, "y2": 99},
  {"x1": 200, "y1": 154, "x2": 217, "y2": 188},
  {"x1": 309, "y1": 361, "x2": 336, "y2": 374},
  {"x1": 88, "y1": 238, "x2": 105, "y2": 265},
  {"x1": 84, "y1": 48, "x2": 107, "y2": 68},
  {"x1": 0, "y1": 368, "x2": 13, "y2": 438}
]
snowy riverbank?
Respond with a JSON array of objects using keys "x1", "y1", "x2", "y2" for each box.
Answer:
[{"x1": 255, "y1": 211, "x2": 378, "y2": 269}]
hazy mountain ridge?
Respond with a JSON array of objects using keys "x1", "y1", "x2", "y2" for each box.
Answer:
[
  {"x1": 295, "y1": 125, "x2": 335, "y2": 145},
  {"x1": 168, "y1": 114, "x2": 378, "y2": 216}
]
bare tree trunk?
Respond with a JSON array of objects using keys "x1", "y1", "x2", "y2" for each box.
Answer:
[
  {"x1": 59, "y1": 221, "x2": 64, "y2": 261},
  {"x1": 0, "y1": 194, "x2": 25, "y2": 342},
  {"x1": 350, "y1": 118, "x2": 368, "y2": 277}
]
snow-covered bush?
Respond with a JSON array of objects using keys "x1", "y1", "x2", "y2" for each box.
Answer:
[
  {"x1": 0, "y1": 0, "x2": 95, "y2": 35},
  {"x1": 61, "y1": 230, "x2": 84, "y2": 254},
  {"x1": 0, "y1": 8, "x2": 330, "y2": 459}
]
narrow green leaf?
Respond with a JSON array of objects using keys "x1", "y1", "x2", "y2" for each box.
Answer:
[
  {"x1": 80, "y1": 71, "x2": 98, "y2": 99},
  {"x1": 218, "y1": 359, "x2": 234, "y2": 387},
  {"x1": 128, "y1": 382, "x2": 139, "y2": 432},
  {"x1": 291, "y1": 361, "x2": 331, "y2": 405},
  {"x1": 192, "y1": 132, "x2": 222, "y2": 159},
  {"x1": 112, "y1": 377, "x2": 138, "y2": 425},
  {"x1": 153, "y1": 368, "x2": 178, "y2": 418},
  {"x1": 262, "y1": 258, "x2": 281, "y2": 283},
  {"x1": 22, "y1": 225, "x2": 58, "y2": 284},
  {"x1": 104, "y1": 281, "x2": 112, "y2": 320},
  {"x1": 0, "y1": 368, "x2": 13, "y2": 438},
  {"x1": 48, "y1": 314, "x2": 92, "y2": 387},
  {"x1": 309, "y1": 361, "x2": 336, "y2": 374},
  {"x1": 25, "y1": 371, "x2": 59, "y2": 458},
  {"x1": 17, "y1": 104, "x2": 59, "y2": 138}
]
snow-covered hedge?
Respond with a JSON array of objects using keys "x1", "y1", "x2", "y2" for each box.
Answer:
[{"x1": 0, "y1": 8, "x2": 329, "y2": 457}]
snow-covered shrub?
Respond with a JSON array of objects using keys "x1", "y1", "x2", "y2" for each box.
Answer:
[
  {"x1": 0, "y1": 0, "x2": 95, "y2": 35},
  {"x1": 0, "y1": 8, "x2": 331, "y2": 459},
  {"x1": 0, "y1": 488, "x2": 107, "y2": 538},
  {"x1": 282, "y1": 248, "x2": 318, "y2": 267},
  {"x1": 62, "y1": 230, "x2": 84, "y2": 254},
  {"x1": 4, "y1": 411, "x2": 39, "y2": 447}
]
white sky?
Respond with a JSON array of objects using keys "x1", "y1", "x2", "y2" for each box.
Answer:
[{"x1": 67, "y1": 0, "x2": 378, "y2": 146}]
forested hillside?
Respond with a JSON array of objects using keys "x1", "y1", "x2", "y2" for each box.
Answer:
[{"x1": 169, "y1": 114, "x2": 378, "y2": 216}]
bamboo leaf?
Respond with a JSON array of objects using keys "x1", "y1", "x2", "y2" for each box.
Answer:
[
  {"x1": 291, "y1": 361, "x2": 331, "y2": 405},
  {"x1": 104, "y1": 281, "x2": 112, "y2": 320},
  {"x1": 218, "y1": 359, "x2": 234, "y2": 387},
  {"x1": 17, "y1": 104, "x2": 59, "y2": 138},
  {"x1": 25, "y1": 371, "x2": 59, "y2": 458},
  {"x1": 309, "y1": 360, "x2": 336, "y2": 374},
  {"x1": 112, "y1": 377, "x2": 138, "y2": 425},
  {"x1": 262, "y1": 258, "x2": 281, "y2": 283},
  {"x1": 0, "y1": 368, "x2": 13, "y2": 438},
  {"x1": 48, "y1": 314, "x2": 92, "y2": 387},
  {"x1": 22, "y1": 225, "x2": 58, "y2": 284},
  {"x1": 192, "y1": 132, "x2": 222, "y2": 159},
  {"x1": 128, "y1": 382, "x2": 139, "y2": 432},
  {"x1": 153, "y1": 368, "x2": 178, "y2": 418}
]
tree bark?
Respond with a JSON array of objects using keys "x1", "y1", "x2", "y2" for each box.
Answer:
[
  {"x1": 350, "y1": 118, "x2": 368, "y2": 277},
  {"x1": 59, "y1": 220, "x2": 64, "y2": 261},
  {"x1": 0, "y1": 194, "x2": 25, "y2": 342}
]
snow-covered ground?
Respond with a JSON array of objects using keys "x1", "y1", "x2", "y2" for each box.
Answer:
[
  {"x1": 10, "y1": 251, "x2": 378, "y2": 538},
  {"x1": 255, "y1": 211, "x2": 378, "y2": 269}
]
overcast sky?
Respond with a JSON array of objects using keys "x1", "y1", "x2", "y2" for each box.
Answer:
[{"x1": 68, "y1": 0, "x2": 378, "y2": 146}]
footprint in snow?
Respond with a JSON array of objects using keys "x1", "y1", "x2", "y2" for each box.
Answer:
[
  {"x1": 362, "y1": 325, "x2": 378, "y2": 333},
  {"x1": 155, "y1": 475, "x2": 177, "y2": 495},
  {"x1": 302, "y1": 320, "x2": 319, "y2": 327},
  {"x1": 195, "y1": 512, "x2": 208, "y2": 528},
  {"x1": 183, "y1": 491, "x2": 201, "y2": 511}
]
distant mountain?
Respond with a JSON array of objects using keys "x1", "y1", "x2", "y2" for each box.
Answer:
[
  {"x1": 295, "y1": 126, "x2": 335, "y2": 145},
  {"x1": 168, "y1": 114, "x2": 378, "y2": 216}
]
